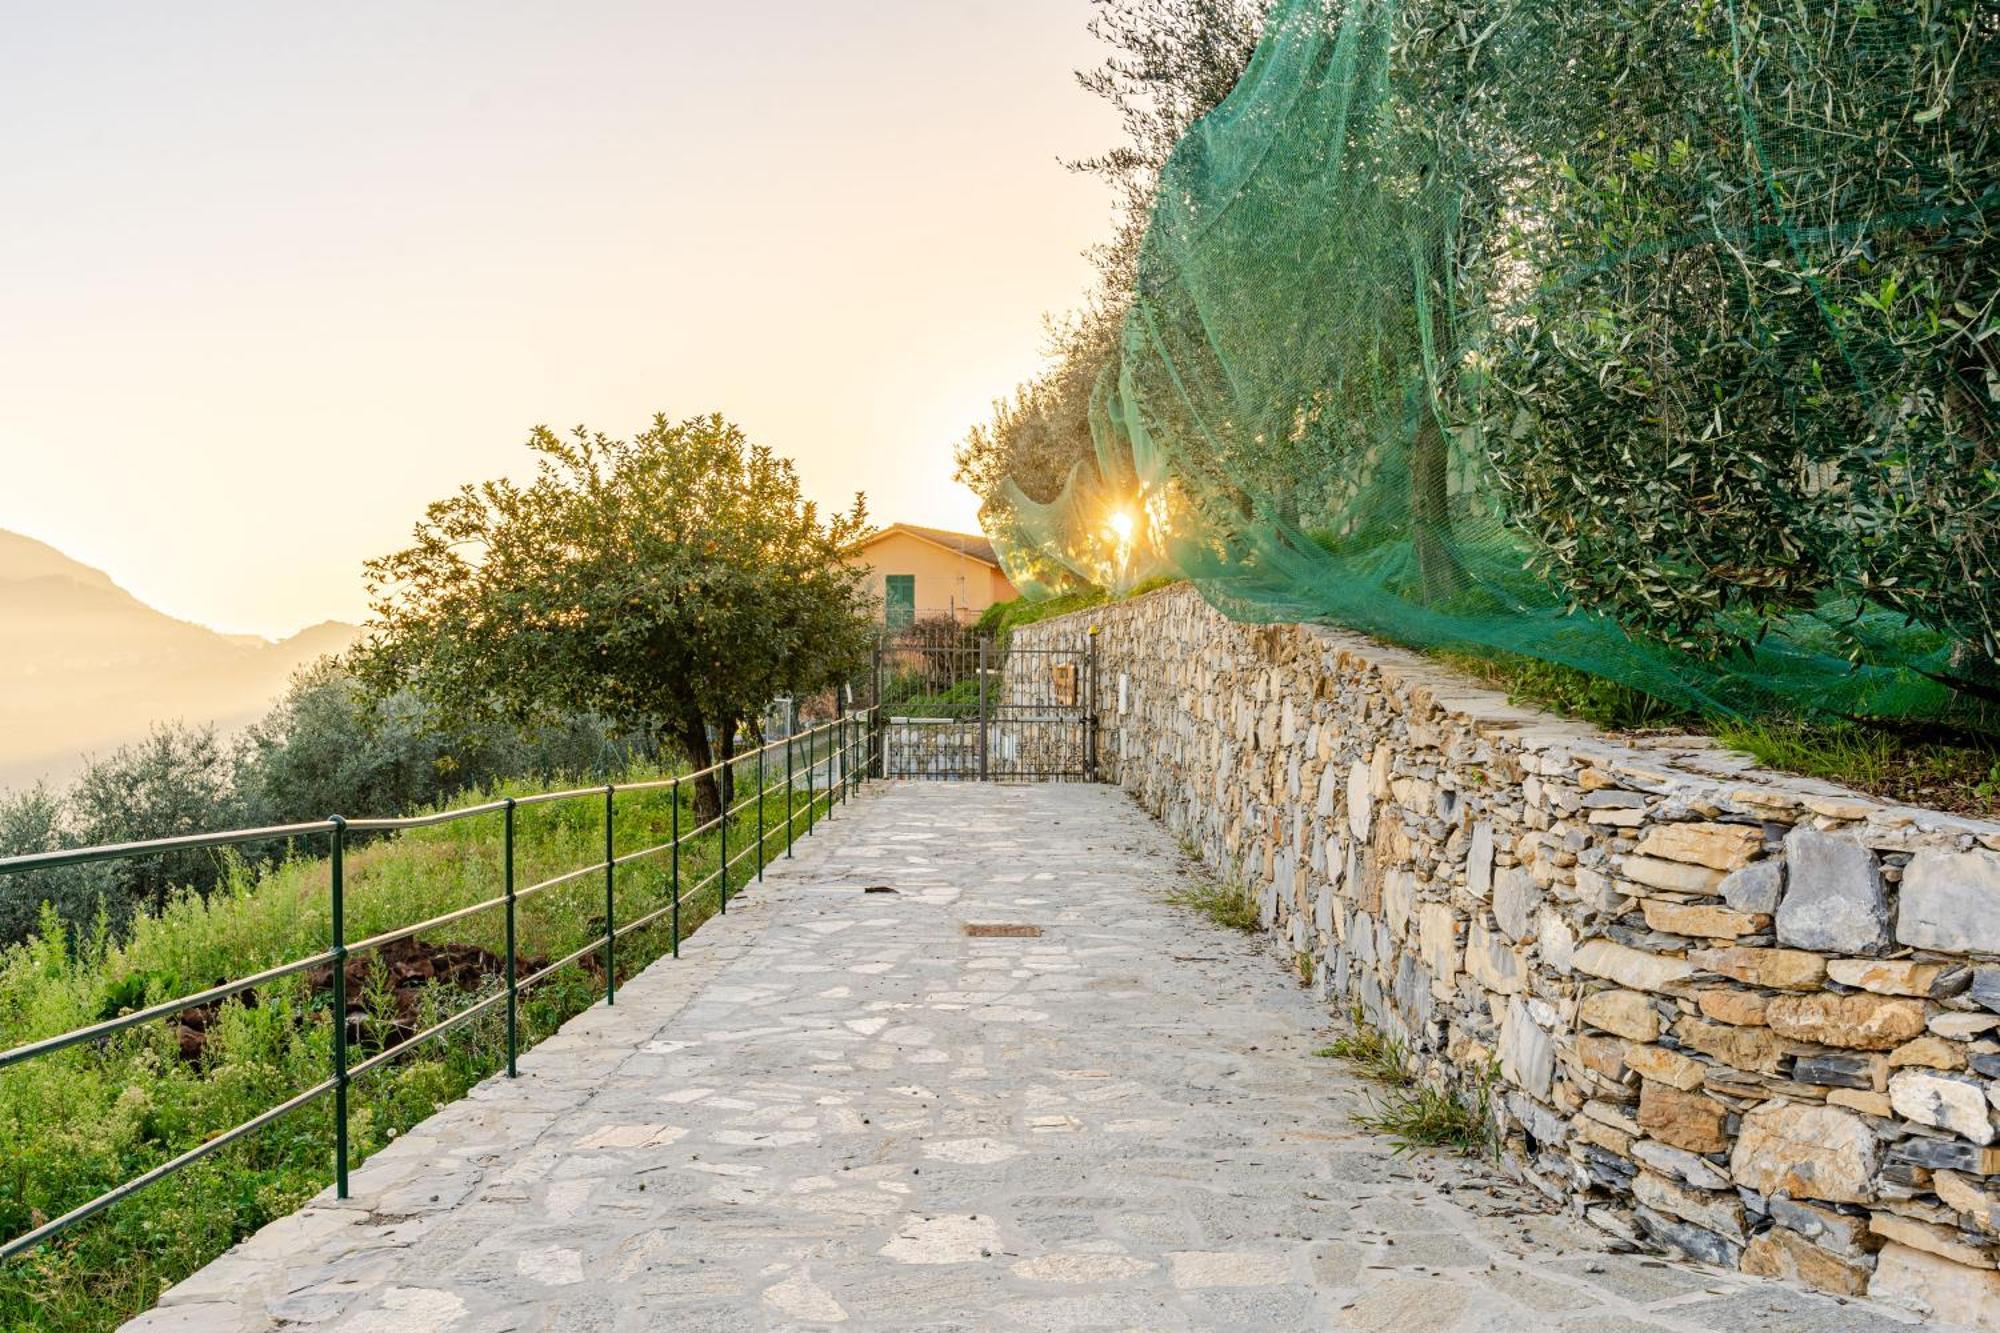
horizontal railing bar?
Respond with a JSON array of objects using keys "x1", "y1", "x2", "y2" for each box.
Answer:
[
  {"x1": 339, "y1": 800, "x2": 511, "y2": 833},
  {"x1": 612, "y1": 899, "x2": 675, "y2": 942},
  {"x1": 0, "y1": 1075, "x2": 338, "y2": 1261},
  {"x1": 610, "y1": 839, "x2": 675, "y2": 869},
  {"x1": 515, "y1": 935, "x2": 610, "y2": 993},
  {"x1": 0, "y1": 950, "x2": 336, "y2": 1072},
  {"x1": 510, "y1": 784, "x2": 614, "y2": 810},
  {"x1": 677, "y1": 867, "x2": 723, "y2": 907},
  {"x1": 346, "y1": 988, "x2": 509, "y2": 1080},
  {"x1": 658, "y1": 718, "x2": 862, "y2": 787},
  {"x1": 0, "y1": 821, "x2": 336, "y2": 876},
  {"x1": 515, "y1": 861, "x2": 605, "y2": 900},
  {"x1": 345, "y1": 893, "x2": 508, "y2": 957},
  {"x1": 680, "y1": 812, "x2": 725, "y2": 842},
  {"x1": 603, "y1": 776, "x2": 677, "y2": 794}
]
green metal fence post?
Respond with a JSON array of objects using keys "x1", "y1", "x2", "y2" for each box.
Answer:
[
  {"x1": 329, "y1": 815, "x2": 349, "y2": 1199},
  {"x1": 719, "y1": 760, "x2": 729, "y2": 913},
  {"x1": 670, "y1": 778, "x2": 682, "y2": 958},
  {"x1": 785, "y1": 720, "x2": 796, "y2": 857},
  {"x1": 806, "y1": 728, "x2": 815, "y2": 835},
  {"x1": 604, "y1": 785, "x2": 616, "y2": 1007},
  {"x1": 757, "y1": 742, "x2": 766, "y2": 881},
  {"x1": 504, "y1": 798, "x2": 518, "y2": 1078}
]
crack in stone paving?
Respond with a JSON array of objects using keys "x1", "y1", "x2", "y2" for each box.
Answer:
[{"x1": 126, "y1": 782, "x2": 1946, "y2": 1332}]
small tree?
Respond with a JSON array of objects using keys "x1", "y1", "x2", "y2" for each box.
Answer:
[
  {"x1": 354, "y1": 414, "x2": 873, "y2": 820},
  {"x1": 235, "y1": 660, "x2": 655, "y2": 828},
  {"x1": 0, "y1": 784, "x2": 114, "y2": 946},
  {"x1": 70, "y1": 723, "x2": 242, "y2": 918}
]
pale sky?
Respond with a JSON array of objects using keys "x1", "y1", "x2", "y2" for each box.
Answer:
[{"x1": 0, "y1": 2, "x2": 1115, "y2": 637}]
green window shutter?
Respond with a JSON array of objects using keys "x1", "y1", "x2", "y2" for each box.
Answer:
[{"x1": 885, "y1": 575, "x2": 915, "y2": 628}]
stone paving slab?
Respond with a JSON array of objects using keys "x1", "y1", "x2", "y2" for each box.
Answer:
[{"x1": 126, "y1": 782, "x2": 1946, "y2": 1331}]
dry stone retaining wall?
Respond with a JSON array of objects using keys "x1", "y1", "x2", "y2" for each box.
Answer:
[{"x1": 1010, "y1": 583, "x2": 2000, "y2": 1327}]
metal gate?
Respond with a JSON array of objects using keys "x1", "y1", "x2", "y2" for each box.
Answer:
[{"x1": 870, "y1": 629, "x2": 1096, "y2": 781}]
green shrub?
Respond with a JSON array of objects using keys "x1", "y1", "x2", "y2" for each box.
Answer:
[
  {"x1": 0, "y1": 668, "x2": 661, "y2": 952},
  {"x1": 976, "y1": 578, "x2": 1188, "y2": 642},
  {"x1": 976, "y1": 587, "x2": 1111, "y2": 637},
  {"x1": 1352, "y1": 1072, "x2": 1498, "y2": 1157},
  {"x1": 1165, "y1": 877, "x2": 1260, "y2": 933},
  {"x1": 1315, "y1": 1008, "x2": 1408, "y2": 1085}
]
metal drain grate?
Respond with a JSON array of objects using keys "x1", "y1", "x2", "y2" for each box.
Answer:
[{"x1": 963, "y1": 923, "x2": 1042, "y2": 938}]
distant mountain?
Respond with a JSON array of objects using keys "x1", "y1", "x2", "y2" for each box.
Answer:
[{"x1": 0, "y1": 530, "x2": 360, "y2": 791}]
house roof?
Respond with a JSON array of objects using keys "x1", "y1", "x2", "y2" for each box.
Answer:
[{"x1": 858, "y1": 523, "x2": 1001, "y2": 570}]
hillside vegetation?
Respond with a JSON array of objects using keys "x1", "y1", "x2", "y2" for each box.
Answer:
[{"x1": 0, "y1": 755, "x2": 837, "y2": 1331}]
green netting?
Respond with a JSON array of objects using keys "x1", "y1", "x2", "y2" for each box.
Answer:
[{"x1": 984, "y1": 0, "x2": 1999, "y2": 720}]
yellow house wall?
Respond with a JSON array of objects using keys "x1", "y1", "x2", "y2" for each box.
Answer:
[{"x1": 852, "y1": 532, "x2": 1018, "y2": 621}]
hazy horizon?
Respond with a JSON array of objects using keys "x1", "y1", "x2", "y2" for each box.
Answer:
[{"x1": 0, "y1": 2, "x2": 1116, "y2": 638}]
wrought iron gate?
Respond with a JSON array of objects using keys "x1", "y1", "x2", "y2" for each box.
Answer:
[{"x1": 870, "y1": 630, "x2": 1096, "y2": 781}]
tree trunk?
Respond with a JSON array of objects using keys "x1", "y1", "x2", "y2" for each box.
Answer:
[
  {"x1": 716, "y1": 721, "x2": 737, "y2": 814},
  {"x1": 677, "y1": 714, "x2": 720, "y2": 826},
  {"x1": 1411, "y1": 401, "x2": 1471, "y2": 604},
  {"x1": 1412, "y1": 212, "x2": 1472, "y2": 606}
]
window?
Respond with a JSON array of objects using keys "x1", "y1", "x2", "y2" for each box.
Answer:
[{"x1": 884, "y1": 574, "x2": 915, "y2": 628}]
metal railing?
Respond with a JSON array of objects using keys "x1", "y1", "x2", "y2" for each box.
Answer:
[{"x1": 0, "y1": 708, "x2": 875, "y2": 1262}]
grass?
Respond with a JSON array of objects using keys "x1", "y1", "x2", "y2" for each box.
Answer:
[
  {"x1": 975, "y1": 577, "x2": 1186, "y2": 641},
  {"x1": 0, "y1": 744, "x2": 850, "y2": 1332},
  {"x1": 1431, "y1": 648, "x2": 2000, "y2": 818},
  {"x1": 1713, "y1": 717, "x2": 2000, "y2": 818},
  {"x1": 1314, "y1": 1006, "x2": 1408, "y2": 1083},
  {"x1": 1164, "y1": 877, "x2": 1261, "y2": 933},
  {"x1": 976, "y1": 588, "x2": 1110, "y2": 637},
  {"x1": 1316, "y1": 1007, "x2": 1497, "y2": 1157},
  {"x1": 1352, "y1": 1074, "x2": 1499, "y2": 1157},
  {"x1": 1429, "y1": 648, "x2": 1693, "y2": 733}
]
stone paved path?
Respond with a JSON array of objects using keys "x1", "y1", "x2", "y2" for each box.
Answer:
[{"x1": 130, "y1": 782, "x2": 1933, "y2": 1332}]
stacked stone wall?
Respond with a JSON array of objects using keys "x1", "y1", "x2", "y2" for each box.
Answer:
[{"x1": 1011, "y1": 583, "x2": 2000, "y2": 1326}]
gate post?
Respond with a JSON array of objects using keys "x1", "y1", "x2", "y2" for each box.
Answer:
[
  {"x1": 977, "y1": 637, "x2": 989, "y2": 782},
  {"x1": 1086, "y1": 626, "x2": 1100, "y2": 782},
  {"x1": 871, "y1": 642, "x2": 885, "y2": 779}
]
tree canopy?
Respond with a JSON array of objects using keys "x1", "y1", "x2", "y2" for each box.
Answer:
[{"x1": 355, "y1": 414, "x2": 873, "y2": 817}]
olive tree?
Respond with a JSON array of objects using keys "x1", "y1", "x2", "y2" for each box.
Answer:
[
  {"x1": 956, "y1": 0, "x2": 1269, "y2": 521},
  {"x1": 1481, "y1": 0, "x2": 1998, "y2": 682},
  {"x1": 355, "y1": 414, "x2": 873, "y2": 820}
]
